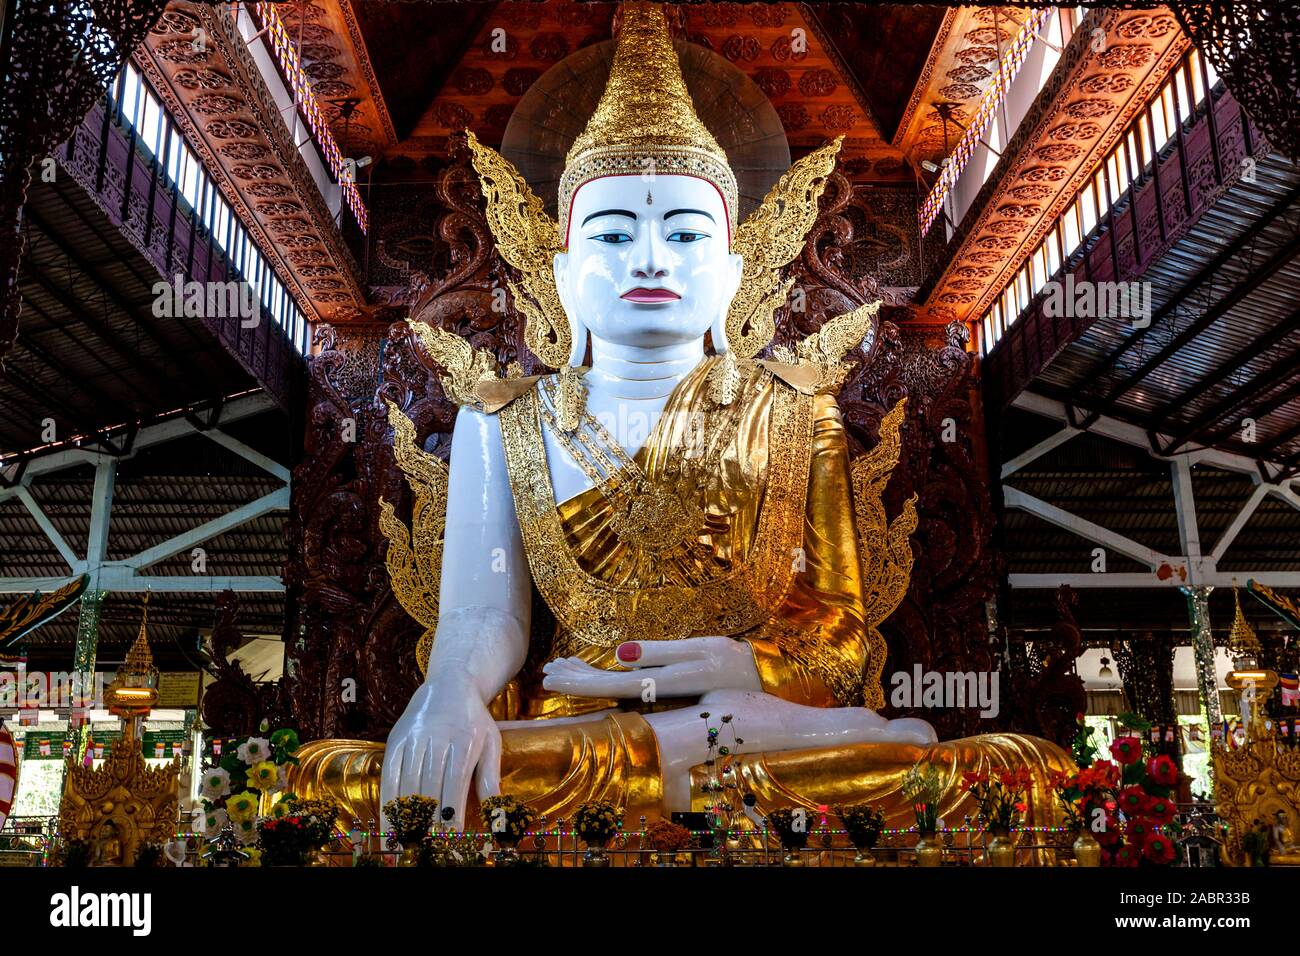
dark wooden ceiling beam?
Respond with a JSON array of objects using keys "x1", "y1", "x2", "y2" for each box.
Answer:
[
  {"x1": 16, "y1": 289, "x2": 149, "y2": 401},
  {"x1": 20, "y1": 234, "x2": 174, "y2": 408},
  {"x1": 44, "y1": 179, "x2": 222, "y2": 394},
  {"x1": 0, "y1": 363, "x2": 122, "y2": 446},
  {"x1": 24, "y1": 206, "x2": 222, "y2": 404},
  {"x1": 1079, "y1": 227, "x2": 1300, "y2": 428},
  {"x1": 1158, "y1": 303, "x2": 1300, "y2": 454},
  {"x1": 13, "y1": 327, "x2": 134, "y2": 425},
  {"x1": 1068, "y1": 181, "x2": 1300, "y2": 402}
]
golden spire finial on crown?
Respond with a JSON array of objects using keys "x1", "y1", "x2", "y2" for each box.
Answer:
[{"x1": 558, "y1": 2, "x2": 738, "y2": 243}]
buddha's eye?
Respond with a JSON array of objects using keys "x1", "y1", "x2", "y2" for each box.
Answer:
[
  {"x1": 667, "y1": 230, "x2": 708, "y2": 243},
  {"x1": 592, "y1": 232, "x2": 632, "y2": 244}
]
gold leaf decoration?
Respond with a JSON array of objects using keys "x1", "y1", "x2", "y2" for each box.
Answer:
[
  {"x1": 466, "y1": 131, "x2": 569, "y2": 369},
  {"x1": 773, "y1": 300, "x2": 882, "y2": 394},
  {"x1": 407, "y1": 319, "x2": 501, "y2": 409},
  {"x1": 727, "y1": 137, "x2": 843, "y2": 359},
  {"x1": 851, "y1": 398, "x2": 918, "y2": 710},
  {"x1": 378, "y1": 400, "x2": 449, "y2": 676}
]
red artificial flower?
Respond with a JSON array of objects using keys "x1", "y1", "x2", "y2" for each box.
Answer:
[
  {"x1": 1117, "y1": 786, "x2": 1148, "y2": 816},
  {"x1": 1092, "y1": 760, "x2": 1122, "y2": 788},
  {"x1": 1110, "y1": 843, "x2": 1140, "y2": 867},
  {"x1": 1143, "y1": 832, "x2": 1176, "y2": 865},
  {"x1": 1145, "y1": 795, "x2": 1177, "y2": 826},
  {"x1": 1147, "y1": 754, "x2": 1179, "y2": 788},
  {"x1": 1110, "y1": 736, "x2": 1142, "y2": 765},
  {"x1": 1094, "y1": 811, "x2": 1122, "y2": 846},
  {"x1": 1126, "y1": 817, "x2": 1153, "y2": 844}
]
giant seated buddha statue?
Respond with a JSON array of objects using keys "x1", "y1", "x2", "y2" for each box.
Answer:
[{"x1": 290, "y1": 3, "x2": 1071, "y2": 838}]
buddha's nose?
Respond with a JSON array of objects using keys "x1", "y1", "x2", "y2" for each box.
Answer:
[{"x1": 631, "y1": 231, "x2": 669, "y2": 281}]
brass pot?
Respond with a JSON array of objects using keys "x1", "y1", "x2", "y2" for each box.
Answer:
[
  {"x1": 915, "y1": 831, "x2": 943, "y2": 868},
  {"x1": 397, "y1": 846, "x2": 419, "y2": 867},
  {"x1": 1073, "y1": 829, "x2": 1102, "y2": 868},
  {"x1": 308, "y1": 846, "x2": 330, "y2": 868},
  {"x1": 853, "y1": 848, "x2": 877, "y2": 867},
  {"x1": 987, "y1": 830, "x2": 1016, "y2": 867},
  {"x1": 782, "y1": 849, "x2": 804, "y2": 867},
  {"x1": 582, "y1": 846, "x2": 610, "y2": 867}
]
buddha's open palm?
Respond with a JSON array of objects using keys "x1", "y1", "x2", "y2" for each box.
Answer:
[{"x1": 541, "y1": 636, "x2": 763, "y2": 699}]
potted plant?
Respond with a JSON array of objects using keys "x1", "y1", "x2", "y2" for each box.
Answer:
[
  {"x1": 256, "y1": 815, "x2": 318, "y2": 866},
  {"x1": 764, "y1": 808, "x2": 811, "y2": 866},
  {"x1": 383, "y1": 795, "x2": 439, "y2": 866},
  {"x1": 836, "y1": 804, "x2": 885, "y2": 867},
  {"x1": 962, "y1": 767, "x2": 1030, "y2": 866},
  {"x1": 277, "y1": 796, "x2": 339, "y2": 866},
  {"x1": 902, "y1": 763, "x2": 944, "y2": 867},
  {"x1": 1049, "y1": 762, "x2": 1115, "y2": 867},
  {"x1": 644, "y1": 819, "x2": 691, "y2": 867},
  {"x1": 480, "y1": 794, "x2": 536, "y2": 865},
  {"x1": 573, "y1": 801, "x2": 621, "y2": 867}
]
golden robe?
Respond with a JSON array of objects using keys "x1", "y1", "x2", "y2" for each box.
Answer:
[{"x1": 290, "y1": 359, "x2": 1071, "y2": 830}]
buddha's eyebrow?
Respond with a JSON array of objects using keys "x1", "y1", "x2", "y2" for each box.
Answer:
[
  {"x1": 664, "y1": 208, "x2": 715, "y2": 222},
  {"x1": 582, "y1": 209, "x2": 637, "y2": 225}
]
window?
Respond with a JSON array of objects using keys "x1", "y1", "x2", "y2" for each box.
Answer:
[
  {"x1": 976, "y1": 50, "x2": 1207, "y2": 356},
  {"x1": 111, "y1": 63, "x2": 310, "y2": 353}
]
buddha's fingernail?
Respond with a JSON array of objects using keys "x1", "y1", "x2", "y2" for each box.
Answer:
[{"x1": 617, "y1": 642, "x2": 641, "y2": 663}]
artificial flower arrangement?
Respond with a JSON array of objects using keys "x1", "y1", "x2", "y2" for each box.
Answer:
[
  {"x1": 573, "y1": 800, "x2": 621, "y2": 849},
  {"x1": 382, "y1": 794, "x2": 440, "y2": 849},
  {"x1": 901, "y1": 762, "x2": 943, "y2": 834},
  {"x1": 764, "y1": 807, "x2": 811, "y2": 850},
  {"x1": 418, "y1": 833, "x2": 488, "y2": 868},
  {"x1": 962, "y1": 767, "x2": 1031, "y2": 833},
  {"x1": 255, "y1": 796, "x2": 341, "y2": 866},
  {"x1": 835, "y1": 803, "x2": 885, "y2": 851},
  {"x1": 1051, "y1": 713, "x2": 1184, "y2": 867},
  {"x1": 644, "y1": 819, "x2": 692, "y2": 854},
  {"x1": 479, "y1": 794, "x2": 536, "y2": 848},
  {"x1": 196, "y1": 725, "x2": 301, "y2": 862}
]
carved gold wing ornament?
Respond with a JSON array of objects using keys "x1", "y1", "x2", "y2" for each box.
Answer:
[
  {"x1": 851, "y1": 398, "x2": 919, "y2": 711},
  {"x1": 466, "y1": 131, "x2": 569, "y2": 370},
  {"x1": 378, "y1": 399, "x2": 449, "y2": 676},
  {"x1": 726, "y1": 136, "x2": 843, "y2": 361}
]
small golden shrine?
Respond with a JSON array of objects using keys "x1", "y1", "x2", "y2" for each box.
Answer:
[
  {"x1": 1212, "y1": 586, "x2": 1300, "y2": 866},
  {"x1": 58, "y1": 601, "x2": 180, "y2": 866}
]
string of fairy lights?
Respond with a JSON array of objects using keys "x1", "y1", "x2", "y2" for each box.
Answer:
[
  {"x1": 254, "y1": 1, "x2": 368, "y2": 233},
  {"x1": 918, "y1": 6, "x2": 1052, "y2": 237}
]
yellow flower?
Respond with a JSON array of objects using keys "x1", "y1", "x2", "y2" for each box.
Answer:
[
  {"x1": 240, "y1": 847, "x2": 262, "y2": 867},
  {"x1": 271, "y1": 799, "x2": 294, "y2": 820},
  {"x1": 247, "y1": 761, "x2": 279, "y2": 791},
  {"x1": 226, "y1": 791, "x2": 260, "y2": 824}
]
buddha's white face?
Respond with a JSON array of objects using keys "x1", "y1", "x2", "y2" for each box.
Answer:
[{"x1": 554, "y1": 174, "x2": 743, "y2": 354}]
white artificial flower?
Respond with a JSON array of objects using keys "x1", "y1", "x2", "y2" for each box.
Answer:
[
  {"x1": 203, "y1": 808, "x2": 229, "y2": 838},
  {"x1": 232, "y1": 818, "x2": 258, "y2": 845},
  {"x1": 200, "y1": 767, "x2": 232, "y2": 801},
  {"x1": 237, "y1": 736, "x2": 271, "y2": 766}
]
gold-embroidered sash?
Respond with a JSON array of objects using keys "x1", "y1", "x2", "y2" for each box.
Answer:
[{"x1": 498, "y1": 363, "x2": 815, "y2": 649}]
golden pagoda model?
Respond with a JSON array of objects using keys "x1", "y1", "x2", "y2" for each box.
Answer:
[
  {"x1": 1212, "y1": 586, "x2": 1299, "y2": 866},
  {"x1": 58, "y1": 600, "x2": 179, "y2": 866}
]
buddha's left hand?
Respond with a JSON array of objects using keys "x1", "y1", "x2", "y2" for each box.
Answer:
[{"x1": 540, "y1": 637, "x2": 762, "y2": 698}]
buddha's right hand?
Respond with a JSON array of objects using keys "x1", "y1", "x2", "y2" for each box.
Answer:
[{"x1": 380, "y1": 676, "x2": 502, "y2": 833}]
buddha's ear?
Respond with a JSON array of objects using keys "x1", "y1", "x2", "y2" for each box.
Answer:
[{"x1": 553, "y1": 251, "x2": 588, "y2": 368}]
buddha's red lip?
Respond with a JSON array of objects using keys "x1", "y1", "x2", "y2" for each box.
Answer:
[{"x1": 621, "y1": 288, "x2": 681, "y2": 303}]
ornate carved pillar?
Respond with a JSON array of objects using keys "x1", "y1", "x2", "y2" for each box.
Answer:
[{"x1": 1183, "y1": 586, "x2": 1224, "y2": 734}]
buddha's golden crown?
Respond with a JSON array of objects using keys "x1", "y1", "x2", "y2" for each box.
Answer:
[{"x1": 558, "y1": 2, "x2": 738, "y2": 242}]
